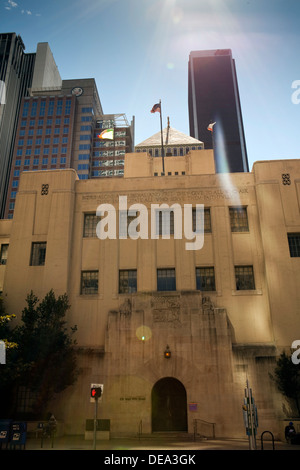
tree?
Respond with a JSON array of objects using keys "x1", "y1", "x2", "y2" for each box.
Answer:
[
  {"x1": 0, "y1": 296, "x2": 17, "y2": 353},
  {"x1": 272, "y1": 351, "x2": 300, "y2": 417},
  {"x1": 0, "y1": 290, "x2": 78, "y2": 418}
]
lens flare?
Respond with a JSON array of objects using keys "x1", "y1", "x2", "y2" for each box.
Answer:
[{"x1": 136, "y1": 325, "x2": 152, "y2": 342}]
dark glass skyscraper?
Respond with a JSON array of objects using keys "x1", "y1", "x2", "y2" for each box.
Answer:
[
  {"x1": 0, "y1": 33, "x2": 36, "y2": 218},
  {"x1": 188, "y1": 49, "x2": 249, "y2": 173}
]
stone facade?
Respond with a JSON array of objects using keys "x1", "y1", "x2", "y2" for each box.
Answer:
[{"x1": 1, "y1": 150, "x2": 299, "y2": 438}]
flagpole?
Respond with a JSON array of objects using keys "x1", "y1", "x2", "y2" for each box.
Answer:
[{"x1": 159, "y1": 99, "x2": 165, "y2": 175}]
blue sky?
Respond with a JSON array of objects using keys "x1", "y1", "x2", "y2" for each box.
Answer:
[{"x1": 1, "y1": 0, "x2": 300, "y2": 170}]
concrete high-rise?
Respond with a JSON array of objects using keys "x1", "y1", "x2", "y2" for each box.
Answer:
[{"x1": 188, "y1": 49, "x2": 249, "y2": 173}]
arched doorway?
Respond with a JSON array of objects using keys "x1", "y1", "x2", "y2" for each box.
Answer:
[{"x1": 151, "y1": 377, "x2": 187, "y2": 432}]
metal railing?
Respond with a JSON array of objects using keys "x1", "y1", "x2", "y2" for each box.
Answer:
[
  {"x1": 193, "y1": 419, "x2": 216, "y2": 440},
  {"x1": 138, "y1": 420, "x2": 143, "y2": 440}
]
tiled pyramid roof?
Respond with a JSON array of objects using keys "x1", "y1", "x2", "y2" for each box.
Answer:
[{"x1": 136, "y1": 127, "x2": 203, "y2": 147}]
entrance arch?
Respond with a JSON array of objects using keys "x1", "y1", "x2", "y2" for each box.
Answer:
[{"x1": 151, "y1": 377, "x2": 187, "y2": 432}]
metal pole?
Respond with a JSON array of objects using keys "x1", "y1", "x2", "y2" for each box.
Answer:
[
  {"x1": 245, "y1": 379, "x2": 256, "y2": 450},
  {"x1": 159, "y1": 100, "x2": 165, "y2": 175},
  {"x1": 93, "y1": 397, "x2": 98, "y2": 450}
]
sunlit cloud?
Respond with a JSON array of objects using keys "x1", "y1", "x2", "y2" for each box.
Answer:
[{"x1": 4, "y1": 0, "x2": 41, "y2": 16}]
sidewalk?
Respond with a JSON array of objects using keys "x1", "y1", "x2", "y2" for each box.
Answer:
[{"x1": 21, "y1": 434, "x2": 300, "y2": 451}]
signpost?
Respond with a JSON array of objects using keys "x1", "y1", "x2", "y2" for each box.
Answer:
[
  {"x1": 90, "y1": 383, "x2": 103, "y2": 450},
  {"x1": 243, "y1": 379, "x2": 258, "y2": 450}
]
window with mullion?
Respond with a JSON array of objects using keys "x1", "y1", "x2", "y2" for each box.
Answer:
[
  {"x1": 235, "y1": 265, "x2": 255, "y2": 290},
  {"x1": 157, "y1": 268, "x2": 176, "y2": 291},
  {"x1": 81, "y1": 271, "x2": 98, "y2": 295},
  {"x1": 196, "y1": 267, "x2": 216, "y2": 291},
  {"x1": 229, "y1": 207, "x2": 249, "y2": 232},
  {"x1": 287, "y1": 233, "x2": 300, "y2": 257},
  {"x1": 30, "y1": 242, "x2": 46, "y2": 266},
  {"x1": 119, "y1": 269, "x2": 137, "y2": 293},
  {"x1": 83, "y1": 213, "x2": 99, "y2": 237}
]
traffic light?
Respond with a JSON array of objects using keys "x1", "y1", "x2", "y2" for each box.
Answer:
[{"x1": 91, "y1": 386, "x2": 102, "y2": 399}]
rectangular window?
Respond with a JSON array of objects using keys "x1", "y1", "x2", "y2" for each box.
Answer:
[
  {"x1": 22, "y1": 102, "x2": 29, "y2": 117},
  {"x1": 157, "y1": 268, "x2": 176, "y2": 291},
  {"x1": 287, "y1": 233, "x2": 300, "y2": 257},
  {"x1": 30, "y1": 242, "x2": 46, "y2": 266},
  {"x1": 48, "y1": 101, "x2": 54, "y2": 116},
  {"x1": 65, "y1": 100, "x2": 71, "y2": 115},
  {"x1": 156, "y1": 209, "x2": 174, "y2": 236},
  {"x1": 81, "y1": 271, "x2": 98, "y2": 295},
  {"x1": 0, "y1": 244, "x2": 9, "y2": 265},
  {"x1": 80, "y1": 135, "x2": 91, "y2": 140},
  {"x1": 192, "y1": 207, "x2": 211, "y2": 233},
  {"x1": 196, "y1": 267, "x2": 216, "y2": 291},
  {"x1": 56, "y1": 100, "x2": 63, "y2": 115},
  {"x1": 82, "y1": 107, "x2": 93, "y2": 113},
  {"x1": 229, "y1": 207, "x2": 249, "y2": 232},
  {"x1": 119, "y1": 270, "x2": 137, "y2": 293},
  {"x1": 235, "y1": 266, "x2": 255, "y2": 290},
  {"x1": 31, "y1": 101, "x2": 37, "y2": 117},
  {"x1": 119, "y1": 211, "x2": 137, "y2": 238},
  {"x1": 39, "y1": 101, "x2": 46, "y2": 117},
  {"x1": 83, "y1": 213, "x2": 99, "y2": 237}
]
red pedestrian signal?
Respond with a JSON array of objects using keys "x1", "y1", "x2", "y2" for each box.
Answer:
[{"x1": 90, "y1": 386, "x2": 102, "y2": 399}]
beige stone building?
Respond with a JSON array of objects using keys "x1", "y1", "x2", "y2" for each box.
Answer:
[{"x1": 0, "y1": 142, "x2": 299, "y2": 439}]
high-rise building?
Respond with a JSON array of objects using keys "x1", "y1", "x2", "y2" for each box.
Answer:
[
  {"x1": 188, "y1": 49, "x2": 249, "y2": 173},
  {"x1": 0, "y1": 35, "x2": 61, "y2": 218},
  {"x1": 4, "y1": 78, "x2": 134, "y2": 218},
  {"x1": 0, "y1": 33, "x2": 35, "y2": 218}
]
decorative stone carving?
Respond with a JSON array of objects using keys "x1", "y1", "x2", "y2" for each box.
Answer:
[
  {"x1": 151, "y1": 295, "x2": 181, "y2": 327},
  {"x1": 119, "y1": 298, "x2": 131, "y2": 316},
  {"x1": 202, "y1": 296, "x2": 214, "y2": 314},
  {"x1": 41, "y1": 183, "x2": 49, "y2": 195},
  {"x1": 282, "y1": 173, "x2": 291, "y2": 185}
]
